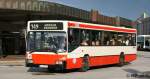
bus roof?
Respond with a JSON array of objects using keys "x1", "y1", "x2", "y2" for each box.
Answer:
[
  {"x1": 28, "y1": 20, "x2": 136, "y2": 33},
  {"x1": 68, "y1": 21, "x2": 136, "y2": 33}
]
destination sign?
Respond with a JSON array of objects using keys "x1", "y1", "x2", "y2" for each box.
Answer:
[{"x1": 30, "y1": 22, "x2": 63, "y2": 30}]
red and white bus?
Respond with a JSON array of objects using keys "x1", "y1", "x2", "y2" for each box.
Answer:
[{"x1": 25, "y1": 20, "x2": 137, "y2": 72}]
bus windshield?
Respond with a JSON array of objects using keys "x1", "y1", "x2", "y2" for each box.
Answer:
[{"x1": 27, "y1": 31, "x2": 67, "y2": 53}]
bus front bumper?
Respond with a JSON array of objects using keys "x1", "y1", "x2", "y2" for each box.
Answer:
[
  {"x1": 25, "y1": 59, "x2": 66, "y2": 69},
  {"x1": 25, "y1": 59, "x2": 39, "y2": 67}
]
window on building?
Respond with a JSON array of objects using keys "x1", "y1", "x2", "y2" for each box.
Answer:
[
  {"x1": 39, "y1": 2, "x2": 44, "y2": 11},
  {"x1": 26, "y1": 1, "x2": 31, "y2": 10},
  {"x1": 49, "y1": 3, "x2": 55, "y2": 14},
  {"x1": 0, "y1": 1, "x2": 3, "y2": 8},
  {"x1": 20, "y1": 2, "x2": 26, "y2": 10},
  {"x1": 6, "y1": 1, "x2": 12, "y2": 8},
  {"x1": 12, "y1": 1, "x2": 18, "y2": 9},
  {"x1": 33, "y1": 2, "x2": 38, "y2": 11}
]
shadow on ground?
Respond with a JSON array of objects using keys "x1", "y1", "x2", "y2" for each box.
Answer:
[{"x1": 27, "y1": 63, "x2": 131, "y2": 75}]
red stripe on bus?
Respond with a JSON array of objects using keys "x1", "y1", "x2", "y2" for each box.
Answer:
[
  {"x1": 66, "y1": 58, "x2": 82, "y2": 69},
  {"x1": 68, "y1": 22, "x2": 76, "y2": 27},
  {"x1": 79, "y1": 24, "x2": 136, "y2": 33},
  {"x1": 125, "y1": 54, "x2": 136, "y2": 62},
  {"x1": 89, "y1": 55, "x2": 119, "y2": 67},
  {"x1": 66, "y1": 54, "x2": 136, "y2": 69},
  {"x1": 31, "y1": 53, "x2": 136, "y2": 69}
]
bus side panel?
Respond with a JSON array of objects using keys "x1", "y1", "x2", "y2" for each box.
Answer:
[
  {"x1": 89, "y1": 55, "x2": 119, "y2": 67},
  {"x1": 66, "y1": 54, "x2": 136, "y2": 69},
  {"x1": 66, "y1": 58, "x2": 82, "y2": 69},
  {"x1": 66, "y1": 55, "x2": 120, "y2": 69},
  {"x1": 125, "y1": 54, "x2": 136, "y2": 62}
]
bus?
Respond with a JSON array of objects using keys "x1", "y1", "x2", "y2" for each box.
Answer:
[
  {"x1": 137, "y1": 35, "x2": 150, "y2": 50},
  {"x1": 25, "y1": 20, "x2": 137, "y2": 72}
]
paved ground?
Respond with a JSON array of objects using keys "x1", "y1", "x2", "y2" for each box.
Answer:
[
  {"x1": 0, "y1": 51, "x2": 150, "y2": 79},
  {"x1": 0, "y1": 55, "x2": 25, "y2": 66}
]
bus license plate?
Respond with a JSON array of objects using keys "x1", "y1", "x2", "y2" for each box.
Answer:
[{"x1": 40, "y1": 65, "x2": 48, "y2": 68}]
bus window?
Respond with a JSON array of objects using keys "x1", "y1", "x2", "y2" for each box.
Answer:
[
  {"x1": 123, "y1": 33, "x2": 136, "y2": 46},
  {"x1": 103, "y1": 31, "x2": 110, "y2": 46},
  {"x1": 68, "y1": 28, "x2": 80, "y2": 52},
  {"x1": 128, "y1": 34, "x2": 132, "y2": 46},
  {"x1": 124, "y1": 34, "x2": 130, "y2": 46},
  {"x1": 27, "y1": 32, "x2": 67, "y2": 52},
  {"x1": 137, "y1": 35, "x2": 150, "y2": 50},
  {"x1": 27, "y1": 32, "x2": 35, "y2": 51},
  {"x1": 109, "y1": 32, "x2": 118, "y2": 46},
  {"x1": 132, "y1": 34, "x2": 136, "y2": 46},
  {"x1": 145, "y1": 37, "x2": 150, "y2": 47},
  {"x1": 35, "y1": 32, "x2": 42, "y2": 49},
  {"x1": 145, "y1": 40, "x2": 150, "y2": 46},
  {"x1": 103, "y1": 31, "x2": 118, "y2": 46},
  {"x1": 117, "y1": 33, "x2": 126, "y2": 46},
  {"x1": 80, "y1": 30, "x2": 90, "y2": 46},
  {"x1": 91, "y1": 30, "x2": 101, "y2": 46}
]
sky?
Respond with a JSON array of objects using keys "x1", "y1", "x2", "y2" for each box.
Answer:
[{"x1": 43, "y1": 0, "x2": 150, "y2": 20}]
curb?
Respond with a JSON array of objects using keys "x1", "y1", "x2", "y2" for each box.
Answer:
[{"x1": 0, "y1": 60, "x2": 25, "y2": 66}]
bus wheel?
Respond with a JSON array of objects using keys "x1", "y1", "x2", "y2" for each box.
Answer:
[
  {"x1": 118, "y1": 53, "x2": 125, "y2": 67},
  {"x1": 80, "y1": 55, "x2": 89, "y2": 72}
]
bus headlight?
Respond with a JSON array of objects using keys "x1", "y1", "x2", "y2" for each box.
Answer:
[{"x1": 26, "y1": 52, "x2": 32, "y2": 59}]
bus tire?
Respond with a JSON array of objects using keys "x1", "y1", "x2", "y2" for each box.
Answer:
[
  {"x1": 118, "y1": 53, "x2": 125, "y2": 67},
  {"x1": 80, "y1": 55, "x2": 89, "y2": 72},
  {"x1": 59, "y1": 62, "x2": 67, "y2": 73}
]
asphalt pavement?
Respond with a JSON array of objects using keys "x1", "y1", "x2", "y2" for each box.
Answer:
[{"x1": 0, "y1": 51, "x2": 150, "y2": 79}]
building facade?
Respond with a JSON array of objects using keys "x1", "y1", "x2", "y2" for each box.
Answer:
[
  {"x1": 0, "y1": 0, "x2": 133, "y2": 27},
  {"x1": 135, "y1": 13, "x2": 150, "y2": 35},
  {"x1": 0, "y1": 0, "x2": 134, "y2": 55},
  {"x1": 90, "y1": 10, "x2": 134, "y2": 27}
]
